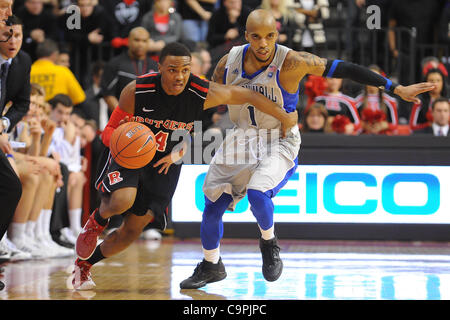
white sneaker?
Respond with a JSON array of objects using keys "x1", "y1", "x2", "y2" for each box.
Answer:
[
  {"x1": 3, "y1": 237, "x2": 32, "y2": 261},
  {"x1": 43, "y1": 234, "x2": 74, "y2": 257},
  {"x1": 0, "y1": 238, "x2": 11, "y2": 261},
  {"x1": 142, "y1": 229, "x2": 162, "y2": 240},
  {"x1": 14, "y1": 235, "x2": 49, "y2": 259},
  {"x1": 60, "y1": 228, "x2": 77, "y2": 245}
]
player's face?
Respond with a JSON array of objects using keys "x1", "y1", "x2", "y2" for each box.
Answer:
[
  {"x1": 245, "y1": 25, "x2": 278, "y2": 63},
  {"x1": 159, "y1": 55, "x2": 191, "y2": 96},
  {"x1": 0, "y1": 24, "x2": 23, "y2": 59}
]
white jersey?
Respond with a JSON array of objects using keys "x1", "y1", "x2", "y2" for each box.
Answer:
[{"x1": 224, "y1": 43, "x2": 300, "y2": 135}]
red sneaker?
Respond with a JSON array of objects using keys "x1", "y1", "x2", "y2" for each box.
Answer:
[
  {"x1": 70, "y1": 258, "x2": 95, "y2": 290},
  {"x1": 76, "y1": 209, "x2": 108, "y2": 260}
]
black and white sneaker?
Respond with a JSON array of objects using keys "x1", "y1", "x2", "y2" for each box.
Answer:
[
  {"x1": 259, "y1": 237, "x2": 283, "y2": 282},
  {"x1": 146, "y1": 211, "x2": 167, "y2": 231},
  {"x1": 180, "y1": 258, "x2": 227, "y2": 289}
]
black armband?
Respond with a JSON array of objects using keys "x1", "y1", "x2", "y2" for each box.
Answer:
[{"x1": 322, "y1": 60, "x2": 399, "y2": 93}]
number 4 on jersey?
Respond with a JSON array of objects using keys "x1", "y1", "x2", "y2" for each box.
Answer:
[{"x1": 154, "y1": 130, "x2": 169, "y2": 152}]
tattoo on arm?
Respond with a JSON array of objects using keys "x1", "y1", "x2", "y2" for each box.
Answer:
[
  {"x1": 211, "y1": 54, "x2": 228, "y2": 84},
  {"x1": 282, "y1": 51, "x2": 327, "y2": 75}
]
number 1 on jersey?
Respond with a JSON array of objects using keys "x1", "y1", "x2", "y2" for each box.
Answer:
[{"x1": 248, "y1": 105, "x2": 257, "y2": 127}]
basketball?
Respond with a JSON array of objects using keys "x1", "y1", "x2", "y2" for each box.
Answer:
[{"x1": 110, "y1": 122, "x2": 157, "y2": 169}]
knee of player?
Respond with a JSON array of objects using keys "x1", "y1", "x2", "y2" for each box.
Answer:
[{"x1": 107, "y1": 189, "x2": 136, "y2": 214}]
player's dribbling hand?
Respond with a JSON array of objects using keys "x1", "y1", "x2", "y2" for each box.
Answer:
[
  {"x1": 119, "y1": 116, "x2": 132, "y2": 126},
  {"x1": 153, "y1": 153, "x2": 175, "y2": 175},
  {"x1": 394, "y1": 82, "x2": 435, "y2": 104},
  {"x1": 281, "y1": 110, "x2": 299, "y2": 138}
]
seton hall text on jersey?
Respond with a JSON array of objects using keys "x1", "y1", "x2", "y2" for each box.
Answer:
[
  {"x1": 242, "y1": 84, "x2": 277, "y2": 103},
  {"x1": 131, "y1": 116, "x2": 194, "y2": 132}
]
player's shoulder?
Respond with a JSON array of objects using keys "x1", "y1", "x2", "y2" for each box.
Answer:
[{"x1": 187, "y1": 73, "x2": 209, "y2": 98}]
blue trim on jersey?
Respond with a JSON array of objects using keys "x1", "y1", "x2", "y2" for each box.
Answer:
[
  {"x1": 276, "y1": 69, "x2": 299, "y2": 113},
  {"x1": 223, "y1": 67, "x2": 228, "y2": 84},
  {"x1": 264, "y1": 157, "x2": 298, "y2": 198},
  {"x1": 241, "y1": 44, "x2": 278, "y2": 80},
  {"x1": 385, "y1": 78, "x2": 392, "y2": 91},
  {"x1": 326, "y1": 59, "x2": 342, "y2": 78}
]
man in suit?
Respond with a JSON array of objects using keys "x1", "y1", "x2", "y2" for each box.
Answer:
[
  {"x1": 0, "y1": 4, "x2": 21, "y2": 291},
  {"x1": 416, "y1": 98, "x2": 450, "y2": 136}
]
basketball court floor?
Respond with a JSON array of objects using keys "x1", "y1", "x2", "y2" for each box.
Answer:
[{"x1": 1, "y1": 237, "x2": 450, "y2": 300}]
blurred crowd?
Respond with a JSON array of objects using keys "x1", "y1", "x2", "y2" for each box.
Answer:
[{"x1": 0, "y1": 0, "x2": 449, "y2": 263}]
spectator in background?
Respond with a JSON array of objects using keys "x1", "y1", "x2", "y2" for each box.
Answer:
[
  {"x1": 416, "y1": 98, "x2": 450, "y2": 136},
  {"x1": 289, "y1": 0, "x2": 329, "y2": 51},
  {"x1": 178, "y1": 0, "x2": 217, "y2": 44},
  {"x1": 100, "y1": 0, "x2": 153, "y2": 49},
  {"x1": 56, "y1": 44, "x2": 71, "y2": 68},
  {"x1": 438, "y1": 1, "x2": 450, "y2": 46},
  {"x1": 198, "y1": 45, "x2": 212, "y2": 78},
  {"x1": 191, "y1": 51, "x2": 205, "y2": 77},
  {"x1": 314, "y1": 77, "x2": 361, "y2": 134},
  {"x1": 410, "y1": 68, "x2": 448, "y2": 131},
  {"x1": 259, "y1": 0, "x2": 294, "y2": 46},
  {"x1": 388, "y1": 0, "x2": 444, "y2": 89},
  {"x1": 141, "y1": 0, "x2": 183, "y2": 54},
  {"x1": 207, "y1": 0, "x2": 250, "y2": 57},
  {"x1": 47, "y1": 94, "x2": 86, "y2": 245},
  {"x1": 79, "y1": 61, "x2": 109, "y2": 131},
  {"x1": 100, "y1": 27, "x2": 158, "y2": 112},
  {"x1": 63, "y1": 0, "x2": 114, "y2": 86},
  {"x1": 30, "y1": 39, "x2": 85, "y2": 105},
  {"x1": 15, "y1": 0, "x2": 58, "y2": 60},
  {"x1": 356, "y1": 65, "x2": 399, "y2": 135},
  {"x1": 301, "y1": 102, "x2": 328, "y2": 133}
]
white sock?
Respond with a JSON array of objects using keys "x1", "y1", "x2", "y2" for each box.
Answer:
[
  {"x1": 26, "y1": 221, "x2": 37, "y2": 240},
  {"x1": 68, "y1": 208, "x2": 82, "y2": 234},
  {"x1": 258, "y1": 224, "x2": 275, "y2": 241},
  {"x1": 8, "y1": 222, "x2": 26, "y2": 244},
  {"x1": 35, "y1": 213, "x2": 44, "y2": 239},
  {"x1": 42, "y1": 209, "x2": 52, "y2": 237},
  {"x1": 203, "y1": 246, "x2": 220, "y2": 264}
]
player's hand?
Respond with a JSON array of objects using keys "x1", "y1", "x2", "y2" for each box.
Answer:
[
  {"x1": 153, "y1": 153, "x2": 176, "y2": 175},
  {"x1": 0, "y1": 133, "x2": 12, "y2": 154},
  {"x1": 281, "y1": 110, "x2": 298, "y2": 138},
  {"x1": 119, "y1": 116, "x2": 132, "y2": 126},
  {"x1": 394, "y1": 83, "x2": 435, "y2": 104}
]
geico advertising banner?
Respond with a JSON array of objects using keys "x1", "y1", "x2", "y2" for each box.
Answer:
[{"x1": 171, "y1": 165, "x2": 449, "y2": 224}]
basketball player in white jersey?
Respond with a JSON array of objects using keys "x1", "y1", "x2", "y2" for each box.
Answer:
[{"x1": 180, "y1": 9, "x2": 435, "y2": 289}]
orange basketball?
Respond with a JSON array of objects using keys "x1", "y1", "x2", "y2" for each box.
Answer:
[{"x1": 110, "y1": 122, "x2": 157, "y2": 169}]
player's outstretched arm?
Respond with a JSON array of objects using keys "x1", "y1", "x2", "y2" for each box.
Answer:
[
  {"x1": 204, "y1": 82, "x2": 298, "y2": 137},
  {"x1": 282, "y1": 51, "x2": 435, "y2": 104},
  {"x1": 101, "y1": 81, "x2": 136, "y2": 147}
]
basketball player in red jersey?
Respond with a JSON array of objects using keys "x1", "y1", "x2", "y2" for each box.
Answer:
[{"x1": 69, "y1": 42, "x2": 299, "y2": 290}]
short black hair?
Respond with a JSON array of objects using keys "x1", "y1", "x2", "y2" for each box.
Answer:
[
  {"x1": 36, "y1": 39, "x2": 59, "y2": 59},
  {"x1": 159, "y1": 42, "x2": 191, "y2": 64},
  {"x1": 48, "y1": 94, "x2": 73, "y2": 109},
  {"x1": 6, "y1": 15, "x2": 22, "y2": 26},
  {"x1": 431, "y1": 97, "x2": 450, "y2": 110}
]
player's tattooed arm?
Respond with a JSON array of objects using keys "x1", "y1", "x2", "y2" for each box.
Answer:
[
  {"x1": 282, "y1": 51, "x2": 327, "y2": 77},
  {"x1": 211, "y1": 54, "x2": 228, "y2": 84}
]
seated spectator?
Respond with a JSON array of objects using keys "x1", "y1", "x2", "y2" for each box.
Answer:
[
  {"x1": 198, "y1": 45, "x2": 213, "y2": 79},
  {"x1": 47, "y1": 94, "x2": 86, "y2": 244},
  {"x1": 100, "y1": 0, "x2": 153, "y2": 48},
  {"x1": 314, "y1": 77, "x2": 361, "y2": 134},
  {"x1": 356, "y1": 65, "x2": 399, "y2": 135},
  {"x1": 207, "y1": 0, "x2": 250, "y2": 50},
  {"x1": 100, "y1": 27, "x2": 158, "y2": 112},
  {"x1": 15, "y1": 0, "x2": 58, "y2": 60},
  {"x1": 288, "y1": 0, "x2": 329, "y2": 51},
  {"x1": 63, "y1": 0, "x2": 115, "y2": 85},
  {"x1": 178, "y1": 0, "x2": 217, "y2": 44},
  {"x1": 409, "y1": 68, "x2": 448, "y2": 131},
  {"x1": 141, "y1": 0, "x2": 183, "y2": 54},
  {"x1": 415, "y1": 98, "x2": 450, "y2": 136},
  {"x1": 259, "y1": 0, "x2": 294, "y2": 46},
  {"x1": 301, "y1": 102, "x2": 328, "y2": 133},
  {"x1": 79, "y1": 61, "x2": 109, "y2": 131},
  {"x1": 56, "y1": 44, "x2": 71, "y2": 68},
  {"x1": 30, "y1": 39, "x2": 86, "y2": 105}
]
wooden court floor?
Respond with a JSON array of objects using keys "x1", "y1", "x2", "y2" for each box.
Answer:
[{"x1": 2, "y1": 237, "x2": 450, "y2": 300}]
